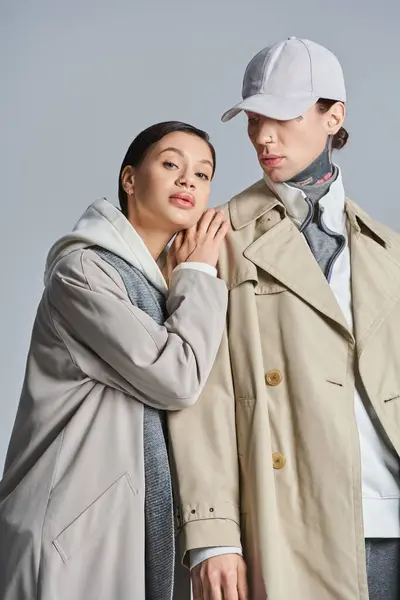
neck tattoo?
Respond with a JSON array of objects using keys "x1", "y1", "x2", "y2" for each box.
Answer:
[{"x1": 288, "y1": 139, "x2": 333, "y2": 186}]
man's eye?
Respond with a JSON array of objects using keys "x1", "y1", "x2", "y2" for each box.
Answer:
[{"x1": 197, "y1": 172, "x2": 210, "y2": 181}]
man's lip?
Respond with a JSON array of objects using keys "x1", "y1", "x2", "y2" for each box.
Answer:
[
  {"x1": 260, "y1": 154, "x2": 284, "y2": 160},
  {"x1": 260, "y1": 155, "x2": 285, "y2": 167},
  {"x1": 169, "y1": 193, "x2": 195, "y2": 206}
]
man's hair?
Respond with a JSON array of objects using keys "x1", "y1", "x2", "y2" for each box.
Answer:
[
  {"x1": 317, "y1": 99, "x2": 349, "y2": 150},
  {"x1": 118, "y1": 121, "x2": 216, "y2": 218}
]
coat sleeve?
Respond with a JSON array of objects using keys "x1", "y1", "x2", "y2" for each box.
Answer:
[
  {"x1": 168, "y1": 322, "x2": 241, "y2": 565},
  {"x1": 48, "y1": 249, "x2": 228, "y2": 410}
]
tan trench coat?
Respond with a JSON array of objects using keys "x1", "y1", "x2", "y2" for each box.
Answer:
[
  {"x1": 0, "y1": 249, "x2": 227, "y2": 600},
  {"x1": 168, "y1": 179, "x2": 400, "y2": 600}
]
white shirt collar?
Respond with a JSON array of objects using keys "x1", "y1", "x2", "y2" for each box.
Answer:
[{"x1": 263, "y1": 167, "x2": 346, "y2": 235}]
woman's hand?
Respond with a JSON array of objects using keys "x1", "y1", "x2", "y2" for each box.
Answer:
[{"x1": 172, "y1": 209, "x2": 229, "y2": 268}]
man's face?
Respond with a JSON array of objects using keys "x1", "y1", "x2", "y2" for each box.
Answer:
[{"x1": 246, "y1": 104, "x2": 334, "y2": 182}]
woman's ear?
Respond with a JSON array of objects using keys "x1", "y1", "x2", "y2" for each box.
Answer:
[{"x1": 121, "y1": 165, "x2": 135, "y2": 197}]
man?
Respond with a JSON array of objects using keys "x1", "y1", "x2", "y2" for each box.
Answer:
[{"x1": 168, "y1": 37, "x2": 400, "y2": 600}]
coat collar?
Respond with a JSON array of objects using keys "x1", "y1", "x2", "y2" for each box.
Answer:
[
  {"x1": 264, "y1": 168, "x2": 346, "y2": 234},
  {"x1": 345, "y1": 199, "x2": 392, "y2": 249},
  {"x1": 229, "y1": 176, "x2": 392, "y2": 250},
  {"x1": 224, "y1": 178, "x2": 400, "y2": 341},
  {"x1": 346, "y1": 199, "x2": 400, "y2": 352},
  {"x1": 229, "y1": 179, "x2": 285, "y2": 231}
]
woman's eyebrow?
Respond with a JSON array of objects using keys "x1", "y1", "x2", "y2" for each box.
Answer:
[
  {"x1": 159, "y1": 147, "x2": 213, "y2": 169},
  {"x1": 159, "y1": 147, "x2": 184, "y2": 157}
]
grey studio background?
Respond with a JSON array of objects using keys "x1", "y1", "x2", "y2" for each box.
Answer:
[{"x1": 1, "y1": 0, "x2": 399, "y2": 467}]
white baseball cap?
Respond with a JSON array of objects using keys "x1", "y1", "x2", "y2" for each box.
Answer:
[{"x1": 222, "y1": 37, "x2": 346, "y2": 122}]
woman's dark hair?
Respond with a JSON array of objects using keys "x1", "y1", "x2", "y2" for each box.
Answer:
[
  {"x1": 118, "y1": 121, "x2": 216, "y2": 217},
  {"x1": 316, "y1": 98, "x2": 349, "y2": 150}
]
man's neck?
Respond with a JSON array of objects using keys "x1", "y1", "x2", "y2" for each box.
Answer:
[{"x1": 288, "y1": 140, "x2": 333, "y2": 186}]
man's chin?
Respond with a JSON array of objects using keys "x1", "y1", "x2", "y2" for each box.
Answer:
[
  {"x1": 262, "y1": 169, "x2": 288, "y2": 183},
  {"x1": 259, "y1": 161, "x2": 291, "y2": 183}
]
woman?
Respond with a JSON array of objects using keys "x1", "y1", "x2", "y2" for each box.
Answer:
[{"x1": 0, "y1": 121, "x2": 229, "y2": 600}]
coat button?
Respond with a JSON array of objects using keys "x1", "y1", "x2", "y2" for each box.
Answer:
[
  {"x1": 265, "y1": 370, "x2": 282, "y2": 386},
  {"x1": 272, "y1": 452, "x2": 286, "y2": 469}
]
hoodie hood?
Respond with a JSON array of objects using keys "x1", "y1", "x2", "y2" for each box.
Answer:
[{"x1": 44, "y1": 198, "x2": 168, "y2": 294}]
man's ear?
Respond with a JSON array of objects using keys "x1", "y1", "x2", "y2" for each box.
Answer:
[{"x1": 326, "y1": 102, "x2": 345, "y2": 135}]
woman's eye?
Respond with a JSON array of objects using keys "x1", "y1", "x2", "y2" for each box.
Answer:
[
  {"x1": 163, "y1": 161, "x2": 178, "y2": 169},
  {"x1": 196, "y1": 172, "x2": 210, "y2": 181}
]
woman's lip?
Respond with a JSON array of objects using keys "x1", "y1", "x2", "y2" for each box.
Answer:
[
  {"x1": 169, "y1": 194, "x2": 195, "y2": 209},
  {"x1": 170, "y1": 193, "x2": 195, "y2": 204}
]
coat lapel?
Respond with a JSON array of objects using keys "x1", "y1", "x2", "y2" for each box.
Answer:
[
  {"x1": 347, "y1": 200, "x2": 400, "y2": 354},
  {"x1": 228, "y1": 179, "x2": 400, "y2": 343},
  {"x1": 229, "y1": 178, "x2": 351, "y2": 335},
  {"x1": 243, "y1": 216, "x2": 351, "y2": 335}
]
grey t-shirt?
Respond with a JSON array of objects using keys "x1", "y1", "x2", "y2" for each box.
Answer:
[{"x1": 289, "y1": 168, "x2": 345, "y2": 280}]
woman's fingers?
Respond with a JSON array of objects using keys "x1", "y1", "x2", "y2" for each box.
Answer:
[
  {"x1": 172, "y1": 231, "x2": 184, "y2": 252},
  {"x1": 196, "y1": 209, "x2": 216, "y2": 240},
  {"x1": 175, "y1": 209, "x2": 229, "y2": 267},
  {"x1": 205, "y1": 210, "x2": 227, "y2": 239},
  {"x1": 214, "y1": 219, "x2": 230, "y2": 243}
]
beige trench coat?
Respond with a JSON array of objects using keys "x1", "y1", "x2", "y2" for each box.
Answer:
[
  {"x1": 168, "y1": 179, "x2": 400, "y2": 600},
  {"x1": 0, "y1": 249, "x2": 227, "y2": 600}
]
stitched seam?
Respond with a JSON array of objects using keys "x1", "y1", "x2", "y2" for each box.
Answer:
[
  {"x1": 299, "y1": 40, "x2": 313, "y2": 93},
  {"x1": 53, "y1": 473, "x2": 137, "y2": 563},
  {"x1": 53, "y1": 251, "x2": 202, "y2": 401},
  {"x1": 54, "y1": 503, "x2": 122, "y2": 563},
  {"x1": 181, "y1": 501, "x2": 240, "y2": 509},
  {"x1": 49, "y1": 307, "x2": 79, "y2": 368},
  {"x1": 54, "y1": 505, "x2": 123, "y2": 563},
  {"x1": 181, "y1": 516, "x2": 240, "y2": 527},
  {"x1": 357, "y1": 293, "x2": 400, "y2": 355},
  {"x1": 228, "y1": 273, "x2": 257, "y2": 291},
  {"x1": 197, "y1": 270, "x2": 229, "y2": 314},
  {"x1": 167, "y1": 270, "x2": 198, "y2": 396},
  {"x1": 57, "y1": 253, "x2": 163, "y2": 353},
  {"x1": 36, "y1": 430, "x2": 66, "y2": 596},
  {"x1": 169, "y1": 268, "x2": 198, "y2": 328},
  {"x1": 236, "y1": 396, "x2": 256, "y2": 407},
  {"x1": 86, "y1": 250, "x2": 165, "y2": 351}
]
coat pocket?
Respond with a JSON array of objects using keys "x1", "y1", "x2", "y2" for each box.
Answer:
[{"x1": 53, "y1": 473, "x2": 137, "y2": 563}]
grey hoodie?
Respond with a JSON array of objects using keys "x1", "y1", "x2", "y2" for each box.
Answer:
[{"x1": 45, "y1": 197, "x2": 168, "y2": 293}]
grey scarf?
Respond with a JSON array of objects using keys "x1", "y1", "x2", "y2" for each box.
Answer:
[{"x1": 94, "y1": 247, "x2": 175, "y2": 600}]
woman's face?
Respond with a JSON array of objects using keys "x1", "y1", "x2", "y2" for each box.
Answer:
[{"x1": 124, "y1": 131, "x2": 214, "y2": 233}]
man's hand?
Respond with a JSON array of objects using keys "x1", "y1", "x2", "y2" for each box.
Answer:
[{"x1": 191, "y1": 554, "x2": 248, "y2": 600}]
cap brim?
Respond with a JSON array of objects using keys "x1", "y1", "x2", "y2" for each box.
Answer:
[{"x1": 221, "y1": 94, "x2": 319, "y2": 122}]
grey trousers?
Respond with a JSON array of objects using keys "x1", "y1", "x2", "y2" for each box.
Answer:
[{"x1": 366, "y1": 539, "x2": 400, "y2": 600}]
